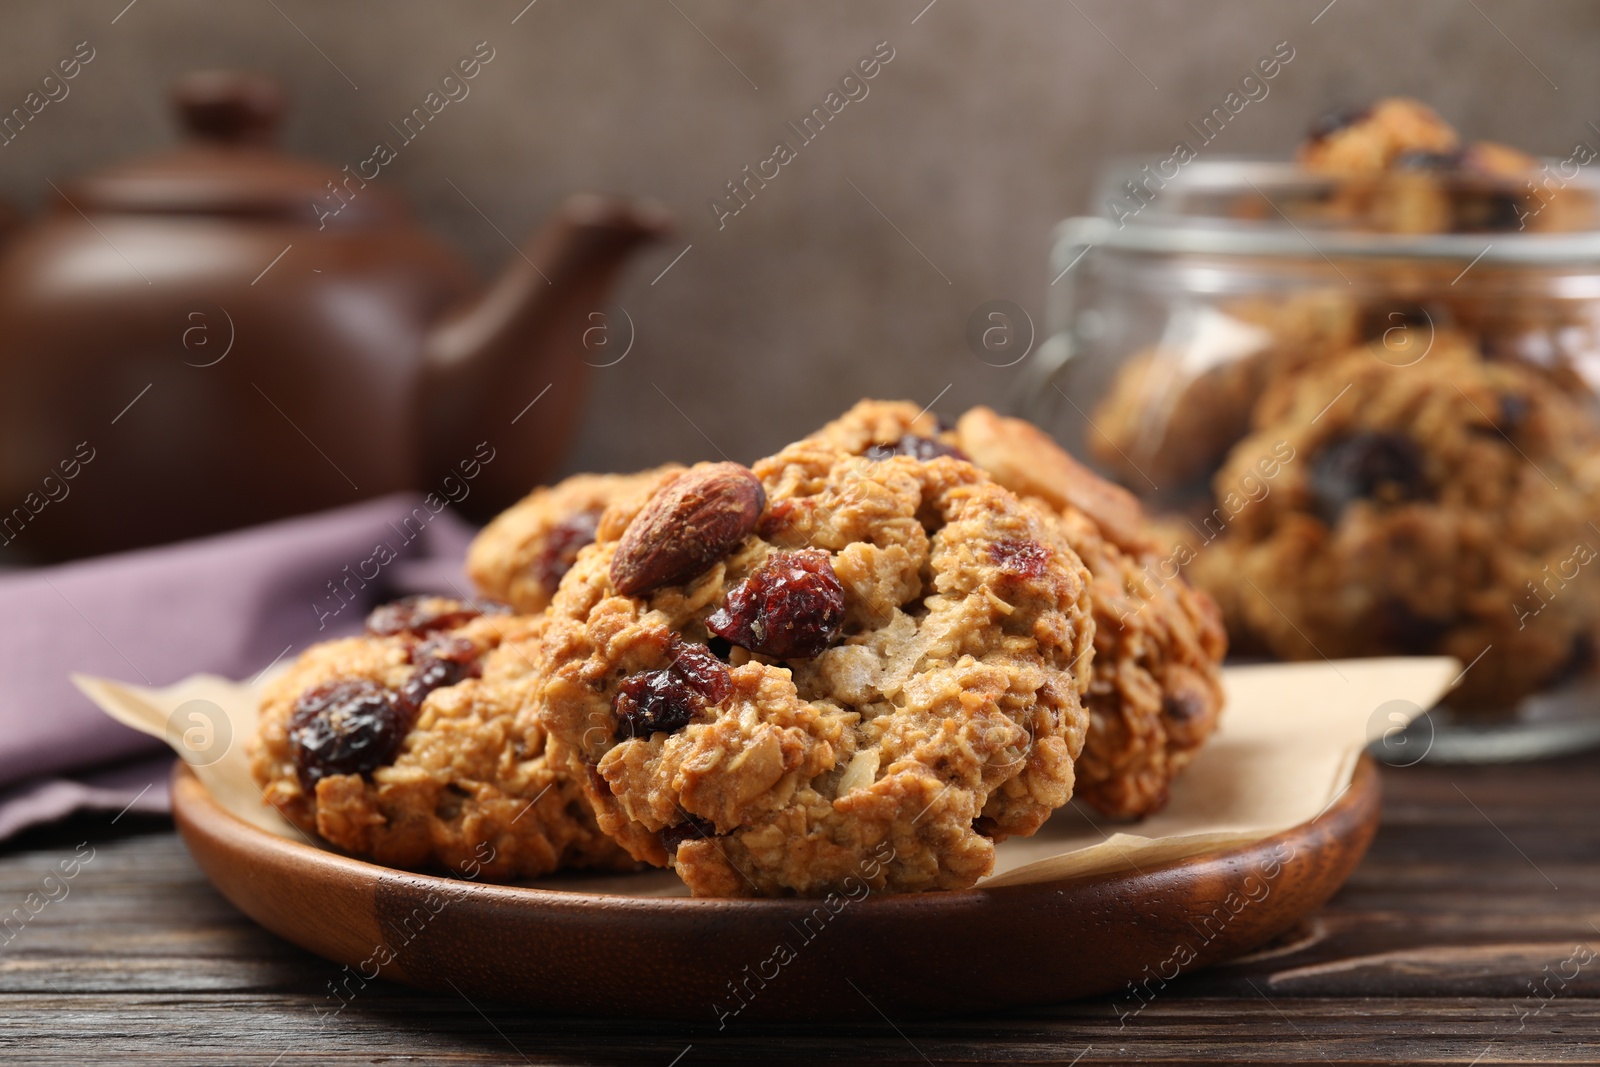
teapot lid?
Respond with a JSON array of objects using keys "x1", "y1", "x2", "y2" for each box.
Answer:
[{"x1": 59, "y1": 71, "x2": 404, "y2": 226}]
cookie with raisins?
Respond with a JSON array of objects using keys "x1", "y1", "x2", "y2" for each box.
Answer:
[
  {"x1": 807, "y1": 400, "x2": 1228, "y2": 820},
  {"x1": 536, "y1": 452, "x2": 1096, "y2": 896},
  {"x1": 1297, "y1": 97, "x2": 1459, "y2": 175},
  {"x1": 1194, "y1": 331, "x2": 1600, "y2": 711},
  {"x1": 248, "y1": 597, "x2": 631, "y2": 879}
]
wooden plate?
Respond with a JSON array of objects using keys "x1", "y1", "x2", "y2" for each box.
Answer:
[{"x1": 171, "y1": 756, "x2": 1380, "y2": 1022}]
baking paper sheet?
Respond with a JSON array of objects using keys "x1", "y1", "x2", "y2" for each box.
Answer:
[{"x1": 74, "y1": 657, "x2": 1458, "y2": 894}]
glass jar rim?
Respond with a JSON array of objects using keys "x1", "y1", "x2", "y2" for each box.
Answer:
[
  {"x1": 1073, "y1": 157, "x2": 1600, "y2": 265},
  {"x1": 1057, "y1": 214, "x2": 1600, "y2": 267}
]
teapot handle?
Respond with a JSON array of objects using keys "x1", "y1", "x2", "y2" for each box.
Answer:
[{"x1": 173, "y1": 71, "x2": 284, "y2": 146}]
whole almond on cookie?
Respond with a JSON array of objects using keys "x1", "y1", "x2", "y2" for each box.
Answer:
[{"x1": 610, "y1": 463, "x2": 766, "y2": 596}]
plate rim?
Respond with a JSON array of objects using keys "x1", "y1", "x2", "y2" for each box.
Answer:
[{"x1": 171, "y1": 754, "x2": 1379, "y2": 912}]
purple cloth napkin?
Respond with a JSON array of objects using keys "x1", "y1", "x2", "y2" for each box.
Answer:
[{"x1": 0, "y1": 494, "x2": 475, "y2": 841}]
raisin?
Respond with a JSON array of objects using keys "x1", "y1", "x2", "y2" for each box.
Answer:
[
  {"x1": 366, "y1": 596, "x2": 481, "y2": 637},
  {"x1": 865, "y1": 434, "x2": 969, "y2": 463},
  {"x1": 988, "y1": 539, "x2": 1050, "y2": 580},
  {"x1": 1375, "y1": 599, "x2": 1450, "y2": 654},
  {"x1": 614, "y1": 674, "x2": 696, "y2": 739},
  {"x1": 289, "y1": 679, "x2": 406, "y2": 791},
  {"x1": 707, "y1": 550, "x2": 846, "y2": 659},
  {"x1": 659, "y1": 813, "x2": 718, "y2": 853},
  {"x1": 1308, "y1": 432, "x2": 1429, "y2": 525},
  {"x1": 1306, "y1": 104, "x2": 1371, "y2": 143},
  {"x1": 399, "y1": 634, "x2": 482, "y2": 716},
  {"x1": 412, "y1": 633, "x2": 480, "y2": 667},
  {"x1": 1161, "y1": 689, "x2": 1206, "y2": 722},
  {"x1": 614, "y1": 639, "x2": 731, "y2": 740},
  {"x1": 1496, "y1": 392, "x2": 1530, "y2": 434},
  {"x1": 531, "y1": 508, "x2": 603, "y2": 591}
]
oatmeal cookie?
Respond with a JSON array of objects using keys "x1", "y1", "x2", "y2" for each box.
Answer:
[
  {"x1": 808, "y1": 401, "x2": 1227, "y2": 819},
  {"x1": 1297, "y1": 98, "x2": 1570, "y2": 234},
  {"x1": 1087, "y1": 292, "x2": 1361, "y2": 492},
  {"x1": 1298, "y1": 98, "x2": 1460, "y2": 176},
  {"x1": 955, "y1": 407, "x2": 1227, "y2": 818},
  {"x1": 1199, "y1": 333, "x2": 1600, "y2": 710},
  {"x1": 467, "y1": 468, "x2": 681, "y2": 614},
  {"x1": 249, "y1": 596, "x2": 631, "y2": 879},
  {"x1": 537, "y1": 450, "x2": 1096, "y2": 896},
  {"x1": 1086, "y1": 342, "x2": 1269, "y2": 493}
]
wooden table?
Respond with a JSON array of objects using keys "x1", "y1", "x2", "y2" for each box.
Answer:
[{"x1": 1, "y1": 750, "x2": 1596, "y2": 1065}]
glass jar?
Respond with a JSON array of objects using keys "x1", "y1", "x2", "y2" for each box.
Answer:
[{"x1": 1021, "y1": 159, "x2": 1600, "y2": 762}]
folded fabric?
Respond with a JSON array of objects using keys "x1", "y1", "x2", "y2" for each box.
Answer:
[{"x1": 0, "y1": 494, "x2": 475, "y2": 842}]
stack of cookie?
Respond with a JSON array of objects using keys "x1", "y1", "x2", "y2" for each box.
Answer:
[
  {"x1": 249, "y1": 404, "x2": 1226, "y2": 896},
  {"x1": 1087, "y1": 98, "x2": 1600, "y2": 713}
]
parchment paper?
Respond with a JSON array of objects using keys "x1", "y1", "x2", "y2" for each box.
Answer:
[{"x1": 73, "y1": 657, "x2": 1458, "y2": 893}]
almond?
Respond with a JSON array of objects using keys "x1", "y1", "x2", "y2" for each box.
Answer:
[{"x1": 609, "y1": 462, "x2": 766, "y2": 596}]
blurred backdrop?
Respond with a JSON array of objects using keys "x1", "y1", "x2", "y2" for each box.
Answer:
[{"x1": 2, "y1": 0, "x2": 1595, "y2": 482}]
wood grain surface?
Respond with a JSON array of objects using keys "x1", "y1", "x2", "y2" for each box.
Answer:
[{"x1": 1, "y1": 750, "x2": 1596, "y2": 1064}]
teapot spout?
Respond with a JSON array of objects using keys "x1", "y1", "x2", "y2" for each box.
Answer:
[{"x1": 419, "y1": 193, "x2": 672, "y2": 519}]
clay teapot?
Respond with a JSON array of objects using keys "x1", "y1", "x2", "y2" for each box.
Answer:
[{"x1": 0, "y1": 71, "x2": 670, "y2": 562}]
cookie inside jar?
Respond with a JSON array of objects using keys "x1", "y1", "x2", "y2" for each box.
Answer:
[{"x1": 1029, "y1": 96, "x2": 1600, "y2": 726}]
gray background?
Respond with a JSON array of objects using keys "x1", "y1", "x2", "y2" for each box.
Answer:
[{"x1": 4, "y1": 0, "x2": 1594, "y2": 476}]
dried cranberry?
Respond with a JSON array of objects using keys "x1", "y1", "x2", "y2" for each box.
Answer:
[
  {"x1": 1308, "y1": 432, "x2": 1430, "y2": 525},
  {"x1": 366, "y1": 596, "x2": 481, "y2": 637},
  {"x1": 757, "y1": 498, "x2": 798, "y2": 538},
  {"x1": 670, "y1": 641, "x2": 733, "y2": 703},
  {"x1": 289, "y1": 679, "x2": 406, "y2": 791},
  {"x1": 707, "y1": 550, "x2": 846, "y2": 659},
  {"x1": 659, "y1": 813, "x2": 718, "y2": 853},
  {"x1": 1306, "y1": 104, "x2": 1370, "y2": 143},
  {"x1": 531, "y1": 508, "x2": 603, "y2": 591},
  {"x1": 865, "y1": 434, "x2": 969, "y2": 463},
  {"x1": 399, "y1": 634, "x2": 482, "y2": 715},
  {"x1": 988, "y1": 539, "x2": 1050, "y2": 581},
  {"x1": 614, "y1": 640, "x2": 731, "y2": 740}
]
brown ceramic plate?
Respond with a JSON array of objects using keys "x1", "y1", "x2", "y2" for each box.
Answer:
[{"x1": 171, "y1": 757, "x2": 1379, "y2": 1023}]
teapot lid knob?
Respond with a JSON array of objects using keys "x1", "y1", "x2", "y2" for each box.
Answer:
[{"x1": 173, "y1": 71, "x2": 284, "y2": 146}]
